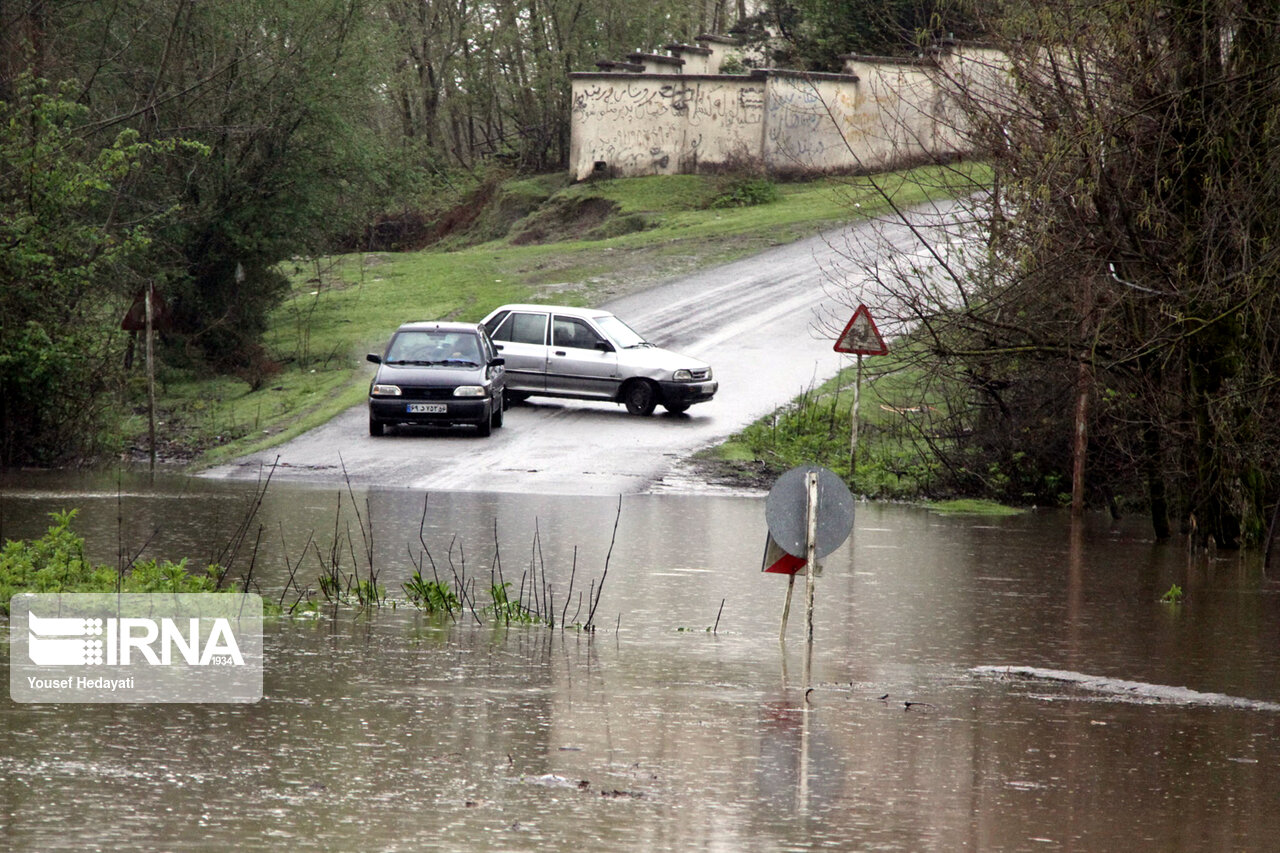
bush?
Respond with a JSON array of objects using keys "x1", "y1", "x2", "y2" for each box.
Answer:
[
  {"x1": 0, "y1": 510, "x2": 223, "y2": 613},
  {"x1": 707, "y1": 178, "x2": 780, "y2": 209}
]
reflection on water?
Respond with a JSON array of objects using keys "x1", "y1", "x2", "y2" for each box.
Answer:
[{"x1": 2, "y1": 471, "x2": 1280, "y2": 851}]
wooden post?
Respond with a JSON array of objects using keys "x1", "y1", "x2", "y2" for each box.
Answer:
[
  {"x1": 1071, "y1": 359, "x2": 1088, "y2": 516},
  {"x1": 779, "y1": 573, "x2": 795, "y2": 642},
  {"x1": 146, "y1": 284, "x2": 156, "y2": 473},
  {"x1": 1071, "y1": 275, "x2": 1094, "y2": 516},
  {"x1": 804, "y1": 470, "x2": 819, "y2": 652},
  {"x1": 849, "y1": 355, "x2": 862, "y2": 476}
]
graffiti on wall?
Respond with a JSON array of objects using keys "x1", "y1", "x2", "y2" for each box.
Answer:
[
  {"x1": 761, "y1": 74, "x2": 940, "y2": 172},
  {"x1": 572, "y1": 79, "x2": 765, "y2": 176},
  {"x1": 574, "y1": 81, "x2": 764, "y2": 126},
  {"x1": 570, "y1": 53, "x2": 976, "y2": 179}
]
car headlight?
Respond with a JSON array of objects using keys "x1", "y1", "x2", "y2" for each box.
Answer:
[
  {"x1": 453, "y1": 386, "x2": 486, "y2": 397},
  {"x1": 371, "y1": 384, "x2": 402, "y2": 396},
  {"x1": 673, "y1": 369, "x2": 693, "y2": 381}
]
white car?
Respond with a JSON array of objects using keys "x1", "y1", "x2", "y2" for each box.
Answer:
[{"x1": 480, "y1": 304, "x2": 717, "y2": 415}]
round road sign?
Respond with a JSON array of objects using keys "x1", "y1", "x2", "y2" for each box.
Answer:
[{"x1": 765, "y1": 465, "x2": 855, "y2": 558}]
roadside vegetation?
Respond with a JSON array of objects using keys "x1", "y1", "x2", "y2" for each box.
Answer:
[
  {"x1": 696, "y1": 339, "x2": 1060, "y2": 509},
  {"x1": 2, "y1": 477, "x2": 624, "y2": 627},
  {"x1": 0, "y1": 510, "x2": 224, "y2": 614},
  {"x1": 132, "y1": 164, "x2": 982, "y2": 468}
]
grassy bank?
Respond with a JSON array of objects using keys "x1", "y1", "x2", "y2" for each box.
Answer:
[
  {"x1": 693, "y1": 344, "x2": 1037, "y2": 511},
  {"x1": 127, "y1": 164, "x2": 987, "y2": 468},
  {"x1": 692, "y1": 346, "x2": 947, "y2": 498}
]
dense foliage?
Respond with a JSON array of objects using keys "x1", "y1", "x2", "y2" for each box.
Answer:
[
  {"x1": 0, "y1": 78, "x2": 175, "y2": 465},
  {"x1": 1, "y1": 0, "x2": 751, "y2": 465},
  {"x1": 736, "y1": 0, "x2": 986, "y2": 70},
  {"x1": 847, "y1": 0, "x2": 1280, "y2": 546},
  {"x1": 0, "y1": 510, "x2": 222, "y2": 613}
]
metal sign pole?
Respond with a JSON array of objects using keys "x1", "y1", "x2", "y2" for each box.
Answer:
[{"x1": 803, "y1": 471, "x2": 819, "y2": 683}]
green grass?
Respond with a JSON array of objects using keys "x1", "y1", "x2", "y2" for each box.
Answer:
[
  {"x1": 701, "y1": 342, "x2": 955, "y2": 498},
  {"x1": 139, "y1": 163, "x2": 988, "y2": 468},
  {"x1": 925, "y1": 499, "x2": 1024, "y2": 516}
]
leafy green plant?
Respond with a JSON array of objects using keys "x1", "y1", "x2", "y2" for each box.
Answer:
[
  {"x1": 485, "y1": 581, "x2": 544, "y2": 624},
  {"x1": 403, "y1": 571, "x2": 461, "y2": 615},
  {"x1": 1161, "y1": 583, "x2": 1184, "y2": 604},
  {"x1": 317, "y1": 569, "x2": 384, "y2": 608},
  {"x1": 0, "y1": 509, "x2": 224, "y2": 613},
  {"x1": 708, "y1": 178, "x2": 779, "y2": 209}
]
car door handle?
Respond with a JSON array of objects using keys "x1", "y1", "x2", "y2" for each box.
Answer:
[{"x1": 554, "y1": 350, "x2": 566, "y2": 356}]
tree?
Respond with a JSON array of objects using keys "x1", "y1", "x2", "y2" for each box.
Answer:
[
  {"x1": 737, "y1": 0, "x2": 986, "y2": 70},
  {"x1": 3, "y1": 0, "x2": 391, "y2": 368},
  {"x1": 379, "y1": 0, "x2": 710, "y2": 172},
  {"x1": 834, "y1": 1, "x2": 1280, "y2": 547},
  {"x1": 0, "y1": 78, "x2": 166, "y2": 464}
]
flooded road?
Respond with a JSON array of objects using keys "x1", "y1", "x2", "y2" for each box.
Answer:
[{"x1": 3, "y1": 472, "x2": 1280, "y2": 850}]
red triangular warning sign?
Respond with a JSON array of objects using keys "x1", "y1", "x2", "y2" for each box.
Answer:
[
  {"x1": 762, "y1": 532, "x2": 807, "y2": 574},
  {"x1": 834, "y1": 304, "x2": 888, "y2": 355}
]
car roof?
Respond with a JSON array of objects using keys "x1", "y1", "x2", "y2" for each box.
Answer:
[
  {"x1": 488, "y1": 304, "x2": 614, "y2": 320},
  {"x1": 394, "y1": 321, "x2": 484, "y2": 333}
]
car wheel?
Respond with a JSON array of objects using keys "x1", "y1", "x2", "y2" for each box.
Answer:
[
  {"x1": 369, "y1": 415, "x2": 385, "y2": 437},
  {"x1": 623, "y1": 380, "x2": 658, "y2": 416},
  {"x1": 476, "y1": 412, "x2": 493, "y2": 437},
  {"x1": 505, "y1": 391, "x2": 528, "y2": 407},
  {"x1": 663, "y1": 402, "x2": 690, "y2": 414},
  {"x1": 491, "y1": 395, "x2": 504, "y2": 428}
]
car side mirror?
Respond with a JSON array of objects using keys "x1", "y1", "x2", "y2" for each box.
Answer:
[
  {"x1": 490, "y1": 357, "x2": 505, "y2": 366},
  {"x1": 366, "y1": 353, "x2": 382, "y2": 365},
  {"x1": 595, "y1": 340, "x2": 615, "y2": 352}
]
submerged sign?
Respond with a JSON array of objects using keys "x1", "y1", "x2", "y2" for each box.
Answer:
[{"x1": 9, "y1": 593, "x2": 262, "y2": 703}]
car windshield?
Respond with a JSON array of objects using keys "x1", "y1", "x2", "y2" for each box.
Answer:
[
  {"x1": 594, "y1": 315, "x2": 650, "y2": 348},
  {"x1": 386, "y1": 330, "x2": 480, "y2": 365}
]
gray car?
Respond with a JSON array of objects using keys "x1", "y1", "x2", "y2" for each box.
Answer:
[
  {"x1": 480, "y1": 304, "x2": 717, "y2": 415},
  {"x1": 366, "y1": 321, "x2": 505, "y2": 436}
]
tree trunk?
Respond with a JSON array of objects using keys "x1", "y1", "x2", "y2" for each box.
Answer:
[{"x1": 1071, "y1": 359, "x2": 1088, "y2": 517}]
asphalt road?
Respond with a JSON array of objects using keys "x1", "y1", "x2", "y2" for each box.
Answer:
[{"x1": 202, "y1": 201, "x2": 961, "y2": 495}]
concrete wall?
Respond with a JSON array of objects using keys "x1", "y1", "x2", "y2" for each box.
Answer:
[
  {"x1": 759, "y1": 70, "x2": 929, "y2": 175},
  {"x1": 569, "y1": 75, "x2": 766, "y2": 180},
  {"x1": 570, "y1": 42, "x2": 995, "y2": 181}
]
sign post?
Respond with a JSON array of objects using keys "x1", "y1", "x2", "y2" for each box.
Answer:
[
  {"x1": 764, "y1": 466, "x2": 855, "y2": 650},
  {"x1": 804, "y1": 470, "x2": 819, "y2": 648},
  {"x1": 833, "y1": 305, "x2": 888, "y2": 478}
]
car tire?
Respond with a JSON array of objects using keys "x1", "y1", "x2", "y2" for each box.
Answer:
[
  {"x1": 663, "y1": 402, "x2": 690, "y2": 414},
  {"x1": 369, "y1": 416, "x2": 385, "y2": 437},
  {"x1": 623, "y1": 380, "x2": 658, "y2": 416},
  {"x1": 505, "y1": 391, "x2": 528, "y2": 407},
  {"x1": 491, "y1": 395, "x2": 504, "y2": 429},
  {"x1": 476, "y1": 411, "x2": 493, "y2": 437}
]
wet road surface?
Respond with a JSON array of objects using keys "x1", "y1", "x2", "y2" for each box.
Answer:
[{"x1": 203, "y1": 202, "x2": 961, "y2": 494}]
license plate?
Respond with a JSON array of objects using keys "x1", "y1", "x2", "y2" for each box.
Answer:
[{"x1": 407, "y1": 403, "x2": 446, "y2": 414}]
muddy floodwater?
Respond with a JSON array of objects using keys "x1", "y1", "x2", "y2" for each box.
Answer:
[{"x1": 2, "y1": 471, "x2": 1280, "y2": 851}]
